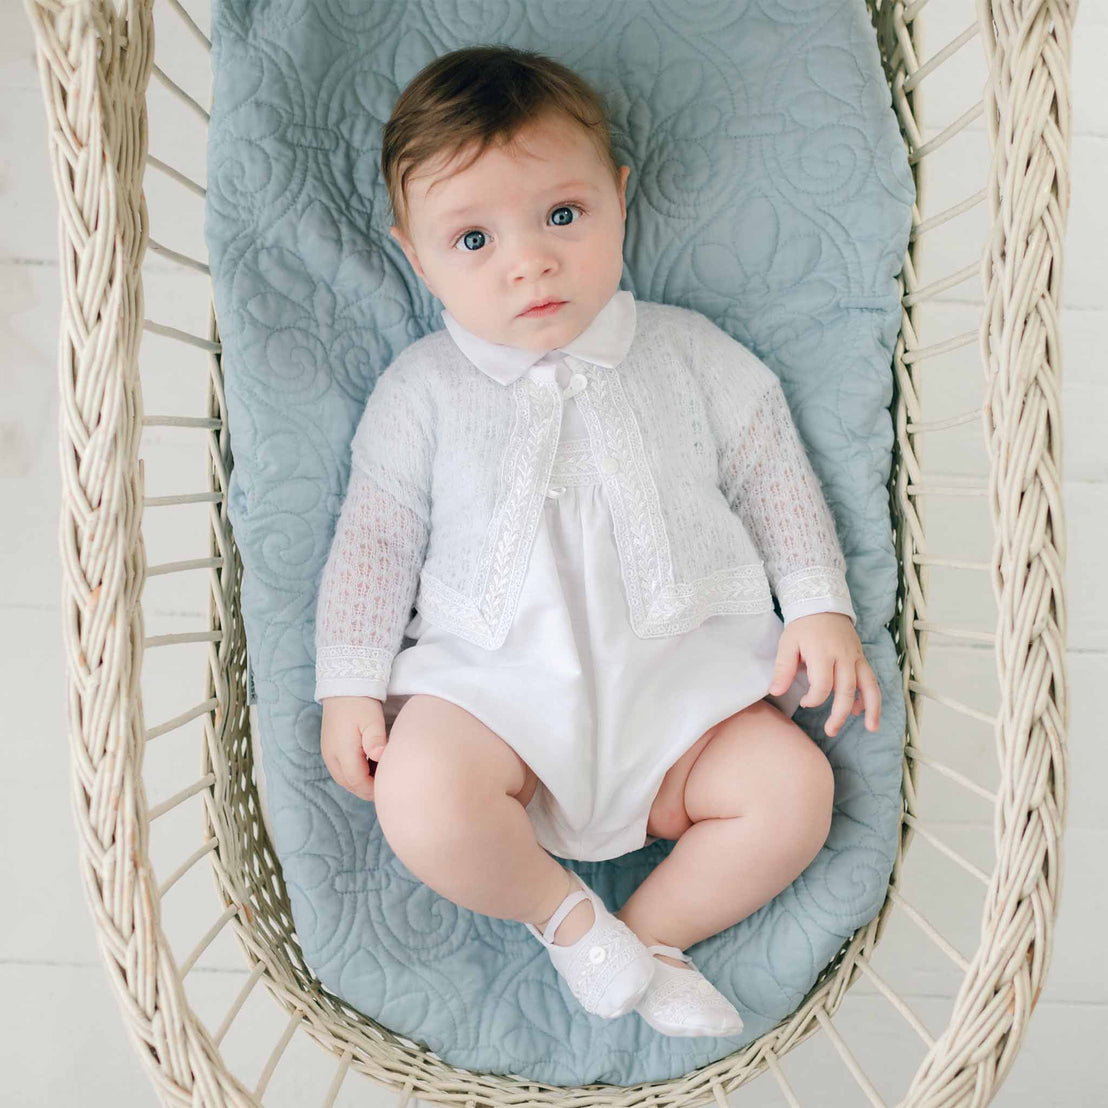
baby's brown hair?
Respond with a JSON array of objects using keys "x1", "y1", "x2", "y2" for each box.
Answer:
[{"x1": 382, "y1": 45, "x2": 623, "y2": 241}]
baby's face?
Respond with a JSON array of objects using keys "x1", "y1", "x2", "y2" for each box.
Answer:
[{"x1": 390, "y1": 112, "x2": 630, "y2": 352}]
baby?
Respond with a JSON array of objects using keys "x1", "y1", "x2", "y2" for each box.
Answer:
[{"x1": 315, "y1": 45, "x2": 881, "y2": 1037}]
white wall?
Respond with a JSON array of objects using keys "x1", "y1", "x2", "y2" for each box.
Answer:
[{"x1": 2, "y1": 1, "x2": 1104, "y2": 1105}]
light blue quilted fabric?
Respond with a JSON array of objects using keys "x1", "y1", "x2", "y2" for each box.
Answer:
[{"x1": 205, "y1": 0, "x2": 913, "y2": 1086}]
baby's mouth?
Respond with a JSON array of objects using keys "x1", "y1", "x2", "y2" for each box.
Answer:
[{"x1": 519, "y1": 299, "x2": 568, "y2": 318}]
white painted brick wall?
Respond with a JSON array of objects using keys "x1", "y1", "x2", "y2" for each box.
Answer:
[{"x1": 2, "y1": 2, "x2": 1103, "y2": 1104}]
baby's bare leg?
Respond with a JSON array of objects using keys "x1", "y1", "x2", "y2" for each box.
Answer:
[
  {"x1": 372, "y1": 695, "x2": 590, "y2": 942},
  {"x1": 615, "y1": 701, "x2": 834, "y2": 957}
]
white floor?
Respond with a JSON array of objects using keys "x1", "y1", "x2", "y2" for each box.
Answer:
[{"x1": 3, "y1": 1, "x2": 1105, "y2": 1105}]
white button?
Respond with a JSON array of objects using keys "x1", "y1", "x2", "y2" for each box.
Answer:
[
  {"x1": 600, "y1": 456, "x2": 620, "y2": 474},
  {"x1": 588, "y1": 945, "x2": 607, "y2": 964},
  {"x1": 562, "y1": 373, "x2": 588, "y2": 401},
  {"x1": 546, "y1": 486, "x2": 566, "y2": 499}
]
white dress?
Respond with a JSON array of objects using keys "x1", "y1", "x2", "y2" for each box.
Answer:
[{"x1": 382, "y1": 357, "x2": 810, "y2": 862}]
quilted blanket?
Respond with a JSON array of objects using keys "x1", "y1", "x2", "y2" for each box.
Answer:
[{"x1": 205, "y1": 0, "x2": 913, "y2": 1085}]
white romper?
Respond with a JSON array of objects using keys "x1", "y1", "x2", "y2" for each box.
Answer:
[{"x1": 382, "y1": 352, "x2": 810, "y2": 862}]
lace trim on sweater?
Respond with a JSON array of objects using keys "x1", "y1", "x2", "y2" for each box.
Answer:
[
  {"x1": 313, "y1": 316, "x2": 858, "y2": 700},
  {"x1": 468, "y1": 379, "x2": 562, "y2": 643},
  {"x1": 315, "y1": 644, "x2": 392, "y2": 685},
  {"x1": 575, "y1": 362, "x2": 774, "y2": 636},
  {"x1": 777, "y1": 566, "x2": 854, "y2": 612},
  {"x1": 549, "y1": 438, "x2": 600, "y2": 485},
  {"x1": 577, "y1": 364, "x2": 670, "y2": 631},
  {"x1": 415, "y1": 365, "x2": 780, "y2": 649}
]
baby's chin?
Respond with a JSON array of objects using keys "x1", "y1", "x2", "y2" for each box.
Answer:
[
  {"x1": 450, "y1": 309, "x2": 593, "y2": 352},
  {"x1": 511, "y1": 309, "x2": 599, "y2": 349},
  {"x1": 513, "y1": 327, "x2": 584, "y2": 351}
]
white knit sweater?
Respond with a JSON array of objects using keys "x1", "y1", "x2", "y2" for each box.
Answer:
[{"x1": 314, "y1": 293, "x2": 856, "y2": 702}]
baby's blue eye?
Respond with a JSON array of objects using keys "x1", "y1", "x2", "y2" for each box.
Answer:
[
  {"x1": 456, "y1": 229, "x2": 487, "y2": 252},
  {"x1": 452, "y1": 204, "x2": 583, "y2": 252}
]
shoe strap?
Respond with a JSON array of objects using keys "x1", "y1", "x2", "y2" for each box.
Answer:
[
  {"x1": 647, "y1": 943, "x2": 692, "y2": 963},
  {"x1": 538, "y1": 887, "x2": 591, "y2": 947}
]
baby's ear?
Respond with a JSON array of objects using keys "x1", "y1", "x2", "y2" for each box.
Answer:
[
  {"x1": 616, "y1": 165, "x2": 631, "y2": 221},
  {"x1": 389, "y1": 227, "x2": 433, "y2": 289}
]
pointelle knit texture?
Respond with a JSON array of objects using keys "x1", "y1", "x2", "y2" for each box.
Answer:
[{"x1": 314, "y1": 296, "x2": 856, "y2": 702}]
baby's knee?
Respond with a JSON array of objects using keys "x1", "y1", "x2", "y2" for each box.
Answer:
[
  {"x1": 755, "y1": 710, "x2": 835, "y2": 837},
  {"x1": 793, "y1": 739, "x2": 835, "y2": 842},
  {"x1": 372, "y1": 727, "x2": 471, "y2": 850}
]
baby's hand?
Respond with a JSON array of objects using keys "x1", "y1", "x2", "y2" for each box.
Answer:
[
  {"x1": 320, "y1": 696, "x2": 389, "y2": 801},
  {"x1": 768, "y1": 613, "x2": 881, "y2": 736}
]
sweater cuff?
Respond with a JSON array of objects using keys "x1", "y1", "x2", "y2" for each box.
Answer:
[
  {"x1": 315, "y1": 676, "x2": 389, "y2": 704},
  {"x1": 314, "y1": 644, "x2": 393, "y2": 704},
  {"x1": 781, "y1": 596, "x2": 857, "y2": 628},
  {"x1": 777, "y1": 566, "x2": 856, "y2": 627}
]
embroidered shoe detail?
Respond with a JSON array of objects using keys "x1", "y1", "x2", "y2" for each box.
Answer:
[
  {"x1": 526, "y1": 875, "x2": 656, "y2": 1018},
  {"x1": 634, "y1": 952, "x2": 745, "y2": 1037},
  {"x1": 550, "y1": 916, "x2": 650, "y2": 1015}
]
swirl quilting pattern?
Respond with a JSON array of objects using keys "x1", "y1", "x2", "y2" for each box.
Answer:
[{"x1": 205, "y1": 0, "x2": 913, "y2": 1085}]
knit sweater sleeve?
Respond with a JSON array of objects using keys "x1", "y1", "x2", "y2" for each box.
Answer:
[
  {"x1": 690, "y1": 313, "x2": 857, "y2": 628},
  {"x1": 313, "y1": 363, "x2": 434, "y2": 703}
]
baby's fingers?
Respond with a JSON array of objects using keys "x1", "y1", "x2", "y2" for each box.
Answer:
[
  {"x1": 800, "y1": 658, "x2": 834, "y2": 708},
  {"x1": 361, "y1": 727, "x2": 388, "y2": 765},
  {"x1": 769, "y1": 638, "x2": 801, "y2": 695},
  {"x1": 336, "y1": 742, "x2": 377, "y2": 802},
  {"x1": 858, "y1": 659, "x2": 882, "y2": 732},
  {"x1": 825, "y1": 661, "x2": 857, "y2": 736}
]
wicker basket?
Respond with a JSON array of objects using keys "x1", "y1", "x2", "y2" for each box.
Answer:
[{"x1": 23, "y1": 0, "x2": 1074, "y2": 1104}]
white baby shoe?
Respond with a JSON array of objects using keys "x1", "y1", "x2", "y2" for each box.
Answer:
[
  {"x1": 525, "y1": 871, "x2": 657, "y2": 1019},
  {"x1": 633, "y1": 943, "x2": 745, "y2": 1037}
]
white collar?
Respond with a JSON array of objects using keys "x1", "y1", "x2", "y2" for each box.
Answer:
[{"x1": 440, "y1": 289, "x2": 637, "y2": 385}]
